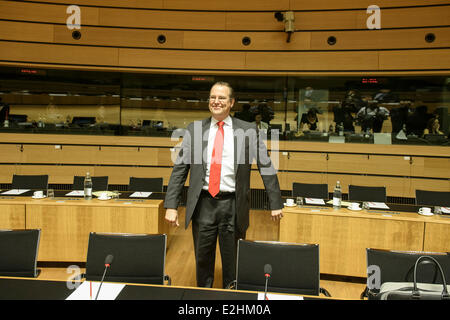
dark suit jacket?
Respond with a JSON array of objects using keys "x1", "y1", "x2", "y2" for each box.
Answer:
[{"x1": 164, "y1": 116, "x2": 283, "y2": 235}]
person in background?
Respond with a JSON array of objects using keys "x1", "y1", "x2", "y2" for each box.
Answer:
[
  {"x1": 233, "y1": 103, "x2": 253, "y2": 123},
  {"x1": 295, "y1": 108, "x2": 319, "y2": 137},
  {"x1": 356, "y1": 101, "x2": 390, "y2": 133},
  {"x1": 252, "y1": 111, "x2": 269, "y2": 132},
  {"x1": 423, "y1": 116, "x2": 444, "y2": 136}
]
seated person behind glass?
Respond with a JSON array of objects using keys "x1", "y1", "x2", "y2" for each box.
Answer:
[
  {"x1": 295, "y1": 108, "x2": 319, "y2": 136},
  {"x1": 356, "y1": 102, "x2": 389, "y2": 133},
  {"x1": 0, "y1": 97, "x2": 9, "y2": 124},
  {"x1": 333, "y1": 102, "x2": 356, "y2": 133},
  {"x1": 423, "y1": 117, "x2": 444, "y2": 136},
  {"x1": 253, "y1": 112, "x2": 269, "y2": 132}
]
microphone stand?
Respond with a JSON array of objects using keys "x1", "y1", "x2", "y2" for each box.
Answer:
[
  {"x1": 264, "y1": 274, "x2": 270, "y2": 300},
  {"x1": 95, "y1": 260, "x2": 112, "y2": 300}
]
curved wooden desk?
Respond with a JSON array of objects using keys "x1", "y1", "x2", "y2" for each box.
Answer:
[
  {"x1": 0, "y1": 195, "x2": 166, "y2": 262},
  {"x1": 280, "y1": 205, "x2": 450, "y2": 277}
]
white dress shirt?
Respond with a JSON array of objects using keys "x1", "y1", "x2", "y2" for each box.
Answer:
[{"x1": 203, "y1": 116, "x2": 235, "y2": 192}]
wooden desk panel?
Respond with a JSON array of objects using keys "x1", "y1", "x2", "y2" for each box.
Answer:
[
  {"x1": 25, "y1": 199, "x2": 165, "y2": 262},
  {"x1": 423, "y1": 221, "x2": 450, "y2": 253},
  {"x1": 280, "y1": 207, "x2": 425, "y2": 277},
  {"x1": 0, "y1": 203, "x2": 25, "y2": 229}
]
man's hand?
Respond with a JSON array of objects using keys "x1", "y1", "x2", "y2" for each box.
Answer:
[
  {"x1": 165, "y1": 208, "x2": 179, "y2": 227},
  {"x1": 271, "y1": 209, "x2": 283, "y2": 221}
]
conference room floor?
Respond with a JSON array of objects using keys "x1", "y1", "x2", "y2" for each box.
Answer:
[{"x1": 35, "y1": 208, "x2": 366, "y2": 300}]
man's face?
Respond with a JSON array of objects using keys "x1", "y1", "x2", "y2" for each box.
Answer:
[{"x1": 209, "y1": 84, "x2": 234, "y2": 121}]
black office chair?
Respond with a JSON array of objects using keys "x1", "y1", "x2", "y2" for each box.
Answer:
[
  {"x1": 85, "y1": 232, "x2": 170, "y2": 285},
  {"x1": 292, "y1": 182, "x2": 328, "y2": 199},
  {"x1": 362, "y1": 248, "x2": 450, "y2": 299},
  {"x1": 128, "y1": 177, "x2": 163, "y2": 192},
  {"x1": 415, "y1": 190, "x2": 450, "y2": 207},
  {"x1": 11, "y1": 174, "x2": 49, "y2": 190},
  {"x1": 73, "y1": 176, "x2": 108, "y2": 191},
  {"x1": 233, "y1": 239, "x2": 331, "y2": 297},
  {"x1": 348, "y1": 185, "x2": 386, "y2": 202},
  {"x1": 0, "y1": 229, "x2": 41, "y2": 278}
]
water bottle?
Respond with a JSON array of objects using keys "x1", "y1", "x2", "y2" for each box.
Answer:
[
  {"x1": 84, "y1": 172, "x2": 93, "y2": 200},
  {"x1": 338, "y1": 122, "x2": 344, "y2": 136},
  {"x1": 333, "y1": 181, "x2": 342, "y2": 209}
]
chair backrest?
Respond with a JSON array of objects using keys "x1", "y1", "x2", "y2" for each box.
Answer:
[
  {"x1": 128, "y1": 177, "x2": 163, "y2": 192},
  {"x1": 415, "y1": 190, "x2": 450, "y2": 207},
  {"x1": 236, "y1": 239, "x2": 320, "y2": 296},
  {"x1": 348, "y1": 185, "x2": 386, "y2": 202},
  {"x1": 292, "y1": 182, "x2": 328, "y2": 199},
  {"x1": 11, "y1": 174, "x2": 48, "y2": 190},
  {"x1": 85, "y1": 232, "x2": 167, "y2": 285},
  {"x1": 366, "y1": 248, "x2": 450, "y2": 293},
  {"x1": 0, "y1": 229, "x2": 41, "y2": 277},
  {"x1": 73, "y1": 176, "x2": 108, "y2": 191}
]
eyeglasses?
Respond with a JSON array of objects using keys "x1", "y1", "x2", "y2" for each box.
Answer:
[{"x1": 209, "y1": 95, "x2": 229, "y2": 102}]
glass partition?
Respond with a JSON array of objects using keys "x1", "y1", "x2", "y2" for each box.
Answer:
[{"x1": 0, "y1": 66, "x2": 448, "y2": 146}]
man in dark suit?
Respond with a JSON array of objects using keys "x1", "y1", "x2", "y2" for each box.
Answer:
[{"x1": 164, "y1": 82, "x2": 283, "y2": 288}]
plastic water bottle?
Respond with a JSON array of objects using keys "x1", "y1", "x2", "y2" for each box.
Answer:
[
  {"x1": 84, "y1": 172, "x2": 93, "y2": 200},
  {"x1": 333, "y1": 181, "x2": 342, "y2": 209}
]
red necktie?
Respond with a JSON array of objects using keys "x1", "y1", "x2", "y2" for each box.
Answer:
[{"x1": 209, "y1": 121, "x2": 224, "y2": 197}]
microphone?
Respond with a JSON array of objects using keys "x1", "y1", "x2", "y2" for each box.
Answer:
[
  {"x1": 95, "y1": 254, "x2": 114, "y2": 300},
  {"x1": 264, "y1": 264, "x2": 272, "y2": 300}
]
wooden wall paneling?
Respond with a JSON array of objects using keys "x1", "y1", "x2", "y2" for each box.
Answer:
[
  {"x1": 245, "y1": 51, "x2": 379, "y2": 71},
  {"x1": 98, "y1": 7, "x2": 226, "y2": 30},
  {"x1": 365, "y1": 155, "x2": 411, "y2": 176},
  {"x1": 410, "y1": 178, "x2": 450, "y2": 195},
  {"x1": 0, "y1": 1, "x2": 99, "y2": 25},
  {"x1": 21, "y1": 145, "x2": 97, "y2": 165},
  {"x1": 15, "y1": 165, "x2": 96, "y2": 184},
  {"x1": 118, "y1": 48, "x2": 246, "y2": 70},
  {"x1": 289, "y1": 0, "x2": 450, "y2": 10},
  {"x1": 20, "y1": 0, "x2": 450, "y2": 11},
  {"x1": 411, "y1": 157, "x2": 450, "y2": 178},
  {"x1": 0, "y1": 204, "x2": 26, "y2": 229},
  {"x1": 0, "y1": 165, "x2": 16, "y2": 184},
  {"x1": 250, "y1": 170, "x2": 284, "y2": 190},
  {"x1": 53, "y1": 25, "x2": 185, "y2": 48},
  {"x1": 283, "y1": 171, "x2": 328, "y2": 192},
  {"x1": 92, "y1": 165, "x2": 174, "y2": 185},
  {"x1": 287, "y1": 151, "x2": 328, "y2": 172},
  {"x1": 423, "y1": 222, "x2": 450, "y2": 253},
  {"x1": 310, "y1": 28, "x2": 450, "y2": 50},
  {"x1": 379, "y1": 49, "x2": 450, "y2": 70},
  {"x1": 355, "y1": 6, "x2": 450, "y2": 29},
  {"x1": 0, "y1": 41, "x2": 119, "y2": 66},
  {"x1": 0, "y1": 144, "x2": 23, "y2": 163},
  {"x1": 0, "y1": 21, "x2": 54, "y2": 43},
  {"x1": 327, "y1": 153, "x2": 367, "y2": 174},
  {"x1": 182, "y1": 30, "x2": 311, "y2": 51}
]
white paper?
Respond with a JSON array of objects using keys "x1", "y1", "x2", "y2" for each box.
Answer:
[
  {"x1": 65, "y1": 190, "x2": 85, "y2": 196},
  {"x1": 367, "y1": 202, "x2": 390, "y2": 209},
  {"x1": 129, "y1": 191, "x2": 152, "y2": 198},
  {"x1": 66, "y1": 281, "x2": 125, "y2": 300},
  {"x1": 305, "y1": 198, "x2": 325, "y2": 205},
  {"x1": 441, "y1": 207, "x2": 450, "y2": 214},
  {"x1": 257, "y1": 292, "x2": 303, "y2": 300},
  {"x1": 1, "y1": 189, "x2": 30, "y2": 195}
]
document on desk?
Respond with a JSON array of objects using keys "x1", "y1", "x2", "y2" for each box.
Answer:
[
  {"x1": 367, "y1": 202, "x2": 390, "y2": 209},
  {"x1": 129, "y1": 191, "x2": 152, "y2": 198},
  {"x1": 1, "y1": 189, "x2": 30, "y2": 195},
  {"x1": 257, "y1": 292, "x2": 303, "y2": 300},
  {"x1": 65, "y1": 190, "x2": 84, "y2": 196},
  {"x1": 305, "y1": 198, "x2": 325, "y2": 205},
  {"x1": 441, "y1": 207, "x2": 450, "y2": 214},
  {"x1": 66, "y1": 281, "x2": 125, "y2": 300}
]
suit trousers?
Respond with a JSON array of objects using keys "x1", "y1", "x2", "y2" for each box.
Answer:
[{"x1": 192, "y1": 191, "x2": 240, "y2": 288}]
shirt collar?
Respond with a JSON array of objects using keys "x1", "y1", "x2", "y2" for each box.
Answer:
[{"x1": 211, "y1": 115, "x2": 232, "y2": 128}]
